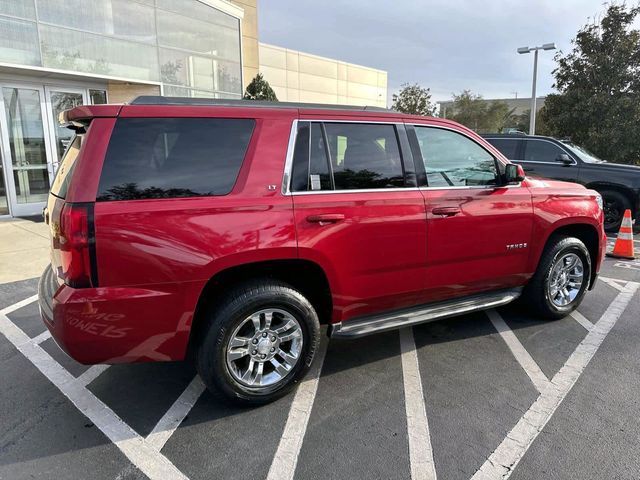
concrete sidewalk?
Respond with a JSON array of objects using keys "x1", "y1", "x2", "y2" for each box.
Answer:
[{"x1": 0, "y1": 218, "x2": 49, "y2": 285}]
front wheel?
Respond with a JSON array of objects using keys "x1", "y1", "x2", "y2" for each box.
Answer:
[
  {"x1": 523, "y1": 236, "x2": 591, "y2": 320},
  {"x1": 197, "y1": 279, "x2": 320, "y2": 405},
  {"x1": 601, "y1": 189, "x2": 631, "y2": 232}
]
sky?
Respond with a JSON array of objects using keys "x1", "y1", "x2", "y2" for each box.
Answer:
[{"x1": 259, "y1": 0, "x2": 615, "y2": 105}]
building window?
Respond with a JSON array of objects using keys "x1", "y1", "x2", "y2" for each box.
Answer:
[
  {"x1": 0, "y1": 0, "x2": 243, "y2": 98},
  {"x1": 89, "y1": 89, "x2": 108, "y2": 105}
]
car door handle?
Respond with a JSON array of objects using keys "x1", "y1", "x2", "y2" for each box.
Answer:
[
  {"x1": 306, "y1": 213, "x2": 345, "y2": 224},
  {"x1": 432, "y1": 207, "x2": 461, "y2": 217}
]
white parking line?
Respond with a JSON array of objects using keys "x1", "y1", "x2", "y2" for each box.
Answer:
[
  {"x1": 487, "y1": 309, "x2": 550, "y2": 393},
  {"x1": 77, "y1": 364, "x2": 111, "y2": 386},
  {"x1": 0, "y1": 305, "x2": 189, "y2": 480},
  {"x1": 31, "y1": 330, "x2": 51, "y2": 345},
  {"x1": 474, "y1": 281, "x2": 640, "y2": 480},
  {"x1": 0, "y1": 293, "x2": 38, "y2": 315},
  {"x1": 399, "y1": 327, "x2": 437, "y2": 480},
  {"x1": 613, "y1": 260, "x2": 640, "y2": 271},
  {"x1": 599, "y1": 277, "x2": 627, "y2": 292},
  {"x1": 569, "y1": 310, "x2": 594, "y2": 331},
  {"x1": 147, "y1": 375, "x2": 206, "y2": 451},
  {"x1": 266, "y1": 337, "x2": 328, "y2": 480}
]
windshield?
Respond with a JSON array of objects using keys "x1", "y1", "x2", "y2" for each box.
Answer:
[{"x1": 560, "y1": 141, "x2": 606, "y2": 163}]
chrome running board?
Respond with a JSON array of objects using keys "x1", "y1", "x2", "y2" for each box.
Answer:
[{"x1": 329, "y1": 288, "x2": 522, "y2": 339}]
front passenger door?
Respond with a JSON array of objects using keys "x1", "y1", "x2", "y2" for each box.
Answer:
[{"x1": 411, "y1": 126, "x2": 534, "y2": 302}]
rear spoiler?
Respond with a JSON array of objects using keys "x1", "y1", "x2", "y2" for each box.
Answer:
[{"x1": 59, "y1": 105, "x2": 123, "y2": 131}]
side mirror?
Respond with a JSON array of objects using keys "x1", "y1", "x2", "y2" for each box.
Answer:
[
  {"x1": 556, "y1": 153, "x2": 573, "y2": 165},
  {"x1": 505, "y1": 164, "x2": 526, "y2": 184}
]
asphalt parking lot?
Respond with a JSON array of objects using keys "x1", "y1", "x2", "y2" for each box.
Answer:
[{"x1": 1, "y1": 234, "x2": 639, "y2": 480}]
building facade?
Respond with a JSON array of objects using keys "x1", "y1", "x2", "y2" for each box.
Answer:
[
  {"x1": 0, "y1": 0, "x2": 386, "y2": 217},
  {"x1": 259, "y1": 43, "x2": 387, "y2": 108}
]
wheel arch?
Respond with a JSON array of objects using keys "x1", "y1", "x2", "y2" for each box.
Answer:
[
  {"x1": 187, "y1": 259, "x2": 333, "y2": 355},
  {"x1": 539, "y1": 222, "x2": 600, "y2": 289}
]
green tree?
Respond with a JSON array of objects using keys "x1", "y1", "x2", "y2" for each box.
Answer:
[
  {"x1": 243, "y1": 73, "x2": 278, "y2": 101},
  {"x1": 447, "y1": 90, "x2": 514, "y2": 133},
  {"x1": 540, "y1": 4, "x2": 640, "y2": 165},
  {"x1": 391, "y1": 83, "x2": 436, "y2": 116}
]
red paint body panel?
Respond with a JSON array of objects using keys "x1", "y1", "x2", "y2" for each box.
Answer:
[
  {"x1": 524, "y1": 177, "x2": 605, "y2": 273},
  {"x1": 40, "y1": 104, "x2": 606, "y2": 365},
  {"x1": 43, "y1": 281, "x2": 202, "y2": 363},
  {"x1": 421, "y1": 185, "x2": 534, "y2": 301},
  {"x1": 293, "y1": 190, "x2": 428, "y2": 322}
]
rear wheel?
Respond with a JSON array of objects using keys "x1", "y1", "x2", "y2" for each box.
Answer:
[
  {"x1": 600, "y1": 189, "x2": 631, "y2": 232},
  {"x1": 197, "y1": 279, "x2": 320, "y2": 405},
  {"x1": 523, "y1": 236, "x2": 591, "y2": 320}
]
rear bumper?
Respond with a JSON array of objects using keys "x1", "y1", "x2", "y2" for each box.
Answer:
[{"x1": 38, "y1": 265, "x2": 199, "y2": 364}]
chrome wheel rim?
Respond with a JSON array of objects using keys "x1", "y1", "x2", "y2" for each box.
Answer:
[
  {"x1": 226, "y1": 308, "x2": 303, "y2": 388},
  {"x1": 547, "y1": 253, "x2": 584, "y2": 307}
]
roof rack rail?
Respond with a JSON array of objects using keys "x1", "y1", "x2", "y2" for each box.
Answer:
[{"x1": 130, "y1": 96, "x2": 392, "y2": 112}]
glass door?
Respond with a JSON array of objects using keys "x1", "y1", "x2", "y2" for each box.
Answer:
[
  {"x1": 0, "y1": 85, "x2": 54, "y2": 217},
  {"x1": 45, "y1": 87, "x2": 87, "y2": 175},
  {"x1": 0, "y1": 154, "x2": 8, "y2": 215}
]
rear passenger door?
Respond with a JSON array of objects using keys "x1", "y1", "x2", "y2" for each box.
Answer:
[
  {"x1": 289, "y1": 120, "x2": 428, "y2": 322},
  {"x1": 409, "y1": 125, "x2": 533, "y2": 301}
]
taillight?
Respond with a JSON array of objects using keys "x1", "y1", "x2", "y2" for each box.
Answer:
[{"x1": 59, "y1": 203, "x2": 97, "y2": 288}]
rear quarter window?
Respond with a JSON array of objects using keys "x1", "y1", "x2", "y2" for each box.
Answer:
[
  {"x1": 97, "y1": 118, "x2": 255, "y2": 201},
  {"x1": 50, "y1": 134, "x2": 82, "y2": 199}
]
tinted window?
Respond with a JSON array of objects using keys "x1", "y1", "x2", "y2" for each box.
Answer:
[
  {"x1": 523, "y1": 139, "x2": 565, "y2": 162},
  {"x1": 50, "y1": 134, "x2": 82, "y2": 199},
  {"x1": 415, "y1": 127, "x2": 498, "y2": 187},
  {"x1": 290, "y1": 122, "x2": 310, "y2": 192},
  {"x1": 486, "y1": 138, "x2": 520, "y2": 159},
  {"x1": 309, "y1": 123, "x2": 332, "y2": 190},
  {"x1": 98, "y1": 118, "x2": 254, "y2": 201},
  {"x1": 325, "y1": 123, "x2": 404, "y2": 190},
  {"x1": 291, "y1": 122, "x2": 405, "y2": 192}
]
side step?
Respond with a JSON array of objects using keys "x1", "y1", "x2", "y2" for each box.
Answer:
[{"x1": 329, "y1": 288, "x2": 522, "y2": 339}]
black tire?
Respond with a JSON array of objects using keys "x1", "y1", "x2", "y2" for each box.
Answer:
[
  {"x1": 196, "y1": 279, "x2": 320, "y2": 406},
  {"x1": 522, "y1": 235, "x2": 591, "y2": 320},
  {"x1": 600, "y1": 189, "x2": 631, "y2": 232}
]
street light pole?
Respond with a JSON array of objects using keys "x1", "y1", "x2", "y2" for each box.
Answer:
[
  {"x1": 517, "y1": 42, "x2": 556, "y2": 135},
  {"x1": 530, "y1": 48, "x2": 538, "y2": 135}
]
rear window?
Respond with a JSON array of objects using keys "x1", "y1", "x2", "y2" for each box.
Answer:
[
  {"x1": 97, "y1": 118, "x2": 254, "y2": 201},
  {"x1": 50, "y1": 134, "x2": 82, "y2": 199}
]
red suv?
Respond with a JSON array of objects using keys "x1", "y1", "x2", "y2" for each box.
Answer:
[{"x1": 39, "y1": 97, "x2": 606, "y2": 404}]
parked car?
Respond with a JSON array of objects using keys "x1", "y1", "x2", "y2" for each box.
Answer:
[
  {"x1": 482, "y1": 133, "x2": 640, "y2": 231},
  {"x1": 39, "y1": 97, "x2": 605, "y2": 405}
]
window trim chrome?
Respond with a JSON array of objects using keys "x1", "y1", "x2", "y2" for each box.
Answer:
[
  {"x1": 281, "y1": 120, "x2": 526, "y2": 196},
  {"x1": 281, "y1": 118, "x2": 412, "y2": 196},
  {"x1": 408, "y1": 123, "x2": 510, "y2": 190},
  {"x1": 281, "y1": 119, "x2": 300, "y2": 195}
]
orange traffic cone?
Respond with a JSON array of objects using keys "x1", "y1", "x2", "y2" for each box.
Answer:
[{"x1": 606, "y1": 209, "x2": 635, "y2": 260}]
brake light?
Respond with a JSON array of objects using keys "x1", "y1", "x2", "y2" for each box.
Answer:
[{"x1": 59, "y1": 203, "x2": 97, "y2": 288}]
